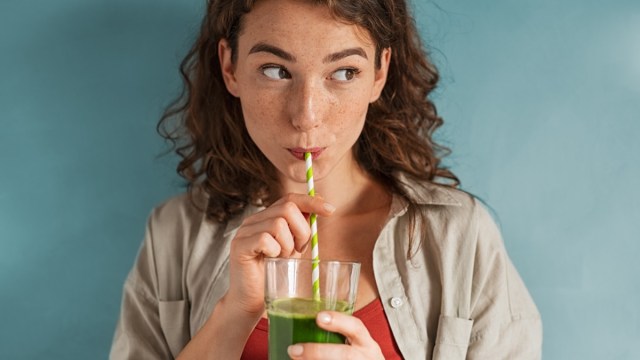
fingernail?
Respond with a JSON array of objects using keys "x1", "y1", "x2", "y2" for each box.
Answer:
[
  {"x1": 318, "y1": 312, "x2": 332, "y2": 324},
  {"x1": 288, "y1": 344, "x2": 303, "y2": 357},
  {"x1": 323, "y1": 202, "x2": 336, "y2": 213},
  {"x1": 300, "y1": 242, "x2": 309, "y2": 253}
]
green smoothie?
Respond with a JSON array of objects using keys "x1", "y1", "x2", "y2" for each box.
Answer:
[{"x1": 267, "y1": 298, "x2": 353, "y2": 359}]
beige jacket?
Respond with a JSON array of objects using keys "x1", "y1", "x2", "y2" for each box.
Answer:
[{"x1": 111, "y1": 178, "x2": 542, "y2": 359}]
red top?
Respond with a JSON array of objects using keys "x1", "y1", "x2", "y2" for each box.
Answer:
[{"x1": 241, "y1": 298, "x2": 403, "y2": 359}]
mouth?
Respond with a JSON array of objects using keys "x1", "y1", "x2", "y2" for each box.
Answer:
[{"x1": 288, "y1": 147, "x2": 325, "y2": 160}]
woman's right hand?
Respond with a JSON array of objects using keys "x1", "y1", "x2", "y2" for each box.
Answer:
[{"x1": 223, "y1": 193, "x2": 336, "y2": 317}]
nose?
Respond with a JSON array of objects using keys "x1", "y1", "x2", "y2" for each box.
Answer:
[{"x1": 288, "y1": 79, "x2": 324, "y2": 131}]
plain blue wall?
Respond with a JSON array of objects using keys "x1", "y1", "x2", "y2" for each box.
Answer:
[{"x1": 1, "y1": 0, "x2": 638, "y2": 359}]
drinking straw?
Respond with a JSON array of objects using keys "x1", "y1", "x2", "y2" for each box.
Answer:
[{"x1": 304, "y1": 152, "x2": 321, "y2": 300}]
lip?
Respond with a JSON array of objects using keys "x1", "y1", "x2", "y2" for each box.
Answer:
[{"x1": 288, "y1": 147, "x2": 325, "y2": 160}]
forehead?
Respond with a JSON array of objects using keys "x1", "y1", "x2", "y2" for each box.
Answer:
[{"x1": 237, "y1": 0, "x2": 376, "y2": 57}]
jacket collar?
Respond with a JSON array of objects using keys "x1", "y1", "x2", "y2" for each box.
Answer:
[{"x1": 396, "y1": 172, "x2": 462, "y2": 206}]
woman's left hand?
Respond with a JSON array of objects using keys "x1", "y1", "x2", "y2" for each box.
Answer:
[{"x1": 286, "y1": 311, "x2": 385, "y2": 360}]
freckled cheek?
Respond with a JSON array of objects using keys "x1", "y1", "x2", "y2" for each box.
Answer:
[
  {"x1": 334, "y1": 94, "x2": 370, "y2": 125},
  {"x1": 243, "y1": 93, "x2": 284, "y2": 132}
]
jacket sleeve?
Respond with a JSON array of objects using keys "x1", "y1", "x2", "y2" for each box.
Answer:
[
  {"x1": 465, "y1": 203, "x2": 543, "y2": 360},
  {"x1": 109, "y1": 214, "x2": 176, "y2": 360}
]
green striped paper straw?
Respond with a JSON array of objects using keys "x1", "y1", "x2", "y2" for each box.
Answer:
[{"x1": 304, "y1": 152, "x2": 320, "y2": 300}]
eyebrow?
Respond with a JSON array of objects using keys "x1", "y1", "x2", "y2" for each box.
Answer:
[
  {"x1": 322, "y1": 47, "x2": 368, "y2": 63},
  {"x1": 248, "y1": 43, "x2": 296, "y2": 62},
  {"x1": 248, "y1": 42, "x2": 368, "y2": 63}
]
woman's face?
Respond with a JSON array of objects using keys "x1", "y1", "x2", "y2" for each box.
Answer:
[{"x1": 219, "y1": 0, "x2": 390, "y2": 191}]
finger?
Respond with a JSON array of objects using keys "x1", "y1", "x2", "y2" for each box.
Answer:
[
  {"x1": 239, "y1": 216, "x2": 298, "y2": 257},
  {"x1": 271, "y1": 193, "x2": 336, "y2": 217},
  {"x1": 270, "y1": 216, "x2": 297, "y2": 257},
  {"x1": 242, "y1": 202, "x2": 308, "y2": 253},
  {"x1": 232, "y1": 231, "x2": 282, "y2": 260},
  {"x1": 272, "y1": 195, "x2": 335, "y2": 251},
  {"x1": 287, "y1": 343, "x2": 352, "y2": 360},
  {"x1": 240, "y1": 194, "x2": 335, "y2": 252},
  {"x1": 272, "y1": 201, "x2": 311, "y2": 252},
  {"x1": 316, "y1": 311, "x2": 375, "y2": 347},
  {"x1": 245, "y1": 194, "x2": 334, "y2": 227}
]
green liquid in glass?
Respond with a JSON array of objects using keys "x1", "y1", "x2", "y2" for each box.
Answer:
[{"x1": 267, "y1": 298, "x2": 352, "y2": 360}]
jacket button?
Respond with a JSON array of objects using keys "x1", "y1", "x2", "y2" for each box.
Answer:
[{"x1": 390, "y1": 297, "x2": 403, "y2": 308}]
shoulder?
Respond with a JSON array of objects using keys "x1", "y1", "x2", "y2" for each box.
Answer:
[
  {"x1": 148, "y1": 190, "x2": 206, "y2": 228},
  {"x1": 137, "y1": 190, "x2": 235, "y2": 301},
  {"x1": 396, "y1": 175, "x2": 501, "y2": 253},
  {"x1": 142, "y1": 189, "x2": 214, "y2": 267},
  {"x1": 417, "y1": 184, "x2": 496, "y2": 236},
  {"x1": 396, "y1": 172, "x2": 475, "y2": 209},
  {"x1": 398, "y1": 174, "x2": 488, "y2": 227},
  {"x1": 145, "y1": 189, "x2": 258, "y2": 257},
  {"x1": 147, "y1": 187, "x2": 229, "y2": 240}
]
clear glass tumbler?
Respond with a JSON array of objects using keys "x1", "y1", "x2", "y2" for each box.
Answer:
[{"x1": 264, "y1": 258, "x2": 361, "y2": 359}]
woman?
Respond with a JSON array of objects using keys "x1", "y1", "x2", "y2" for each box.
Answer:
[{"x1": 111, "y1": 0, "x2": 542, "y2": 359}]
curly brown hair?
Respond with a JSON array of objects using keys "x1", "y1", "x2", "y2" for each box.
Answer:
[{"x1": 158, "y1": 0, "x2": 459, "y2": 223}]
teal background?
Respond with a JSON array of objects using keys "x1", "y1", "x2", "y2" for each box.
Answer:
[{"x1": 1, "y1": 0, "x2": 638, "y2": 358}]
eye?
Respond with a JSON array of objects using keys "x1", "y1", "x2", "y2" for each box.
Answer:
[
  {"x1": 330, "y1": 68, "x2": 360, "y2": 81},
  {"x1": 262, "y1": 65, "x2": 291, "y2": 80}
]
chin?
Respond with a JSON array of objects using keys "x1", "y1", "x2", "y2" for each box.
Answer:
[{"x1": 275, "y1": 165, "x2": 309, "y2": 189}]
